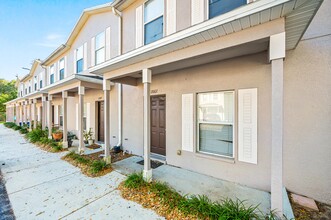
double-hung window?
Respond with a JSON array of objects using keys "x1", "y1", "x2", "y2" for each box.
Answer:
[
  {"x1": 209, "y1": 0, "x2": 246, "y2": 19},
  {"x1": 39, "y1": 73, "x2": 43, "y2": 89},
  {"x1": 197, "y1": 91, "x2": 234, "y2": 157},
  {"x1": 59, "y1": 58, "x2": 65, "y2": 80},
  {"x1": 95, "y1": 32, "x2": 105, "y2": 65},
  {"x1": 34, "y1": 76, "x2": 37, "y2": 91},
  {"x1": 144, "y1": 0, "x2": 164, "y2": 45},
  {"x1": 76, "y1": 46, "x2": 83, "y2": 73},
  {"x1": 50, "y1": 65, "x2": 55, "y2": 84}
]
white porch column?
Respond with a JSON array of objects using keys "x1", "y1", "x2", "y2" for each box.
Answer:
[
  {"x1": 33, "y1": 99, "x2": 38, "y2": 129},
  {"x1": 142, "y1": 69, "x2": 152, "y2": 182},
  {"x1": 78, "y1": 86, "x2": 85, "y2": 153},
  {"x1": 29, "y1": 100, "x2": 33, "y2": 130},
  {"x1": 15, "y1": 103, "x2": 20, "y2": 125},
  {"x1": 103, "y1": 79, "x2": 111, "y2": 163},
  {"x1": 269, "y1": 32, "x2": 285, "y2": 215},
  {"x1": 23, "y1": 101, "x2": 27, "y2": 124},
  {"x1": 42, "y1": 95, "x2": 47, "y2": 130},
  {"x1": 62, "y1": 91, "x2": 68, "y2": 148},
  {"x1": 48, "y1": 94, "x2": 53, "y2": 138}
]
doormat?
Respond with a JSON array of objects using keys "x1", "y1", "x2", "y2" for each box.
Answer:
[{"x1": 137, "y1": 160, "x2": 163, "y2": 169}]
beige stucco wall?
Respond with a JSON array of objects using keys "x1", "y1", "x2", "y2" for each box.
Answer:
[
  {"x1": 45, "y1": 10, "x2": 119, "y2": 84},
  {"x1": 120, "y1": 52, "x2": 272, "y2": 191},
  {"x1": 282, "y1": 0, "x2": 331, "y2": 204}
]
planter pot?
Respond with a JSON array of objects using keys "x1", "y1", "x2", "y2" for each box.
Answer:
[
  {"x1": 88, "y1": 140, "x2": 94, "y2": 145},
  {"x1": 52, "y1": 132, "x2": 63, "y2": 141}
]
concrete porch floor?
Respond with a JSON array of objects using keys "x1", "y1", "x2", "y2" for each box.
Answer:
[{"x1": 113, "y1": 156, "x2": 271, "y2": 214}]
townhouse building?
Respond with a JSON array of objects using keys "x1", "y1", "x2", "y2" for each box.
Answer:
[{"x1": 5, "y1": 0, "x2": 331, "y2": 216}]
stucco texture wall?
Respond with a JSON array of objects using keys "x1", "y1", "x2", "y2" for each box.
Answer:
[{"x1": 283, "y1": 0, "x2": 331, "y2": 204}]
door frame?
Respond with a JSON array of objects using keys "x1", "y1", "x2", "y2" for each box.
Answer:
[
  {"x1": 97, "y1": 100, "x2": 105, "y2": 142},
  {"x1": 150, "y1": 94, "x2": 166, "y2": 156}
]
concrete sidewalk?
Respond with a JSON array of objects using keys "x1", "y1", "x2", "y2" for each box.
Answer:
[{"x1": 0, "y1": 125, "x2": 163, "y2": 220}]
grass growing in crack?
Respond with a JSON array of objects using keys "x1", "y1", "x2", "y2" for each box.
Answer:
[{"x1": 121, "y1": 173, "x2": 281, "y2": 220}]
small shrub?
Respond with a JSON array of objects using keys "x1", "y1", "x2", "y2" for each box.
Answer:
[
  {"x1": 66, "y1": 151, "x2": 90, "y2": 165},
  {"x1": 19, "y1": 128, "x2": 29, "y2": 134},
  {"x1": 4, "y1": 122, "x2": 16, "y2": 128},
  {"x1": 13, "y1": 125, "x2": 22, "y2": 130},
  {"x1": 39, "y1": 137, "x2": 52, "y2": 145},
  {"x1": 124, "y1": 173, "x2": 146, "y2": 189},
  {"x1": 26, "y1": 128, "x2": 46, "y2": 143},
  {"x1": 90, "y1": 160, "x2": 108, "y2": 174}
]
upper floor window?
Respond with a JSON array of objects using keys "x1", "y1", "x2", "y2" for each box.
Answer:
[
  {"x1": 34, "y1": 76, "x2": 37, "y2": 91},
  {"x1": 59, "y1": 58, "x2": 65, "y2": 80},
  {"x1": 208, "y1": 0, "x2": 246, "y2": 19},
  {"x1": 144, "y1": 0, "x2": 164, "y2": 45},
  {"x1": 95, "y1": 32, "x2": 105, "y2": 65},
  {"x1": 50, "y1": 65, "x2": 55, "y2": 84},
  {"x1": 76, "y1": 46, "x2": 83, "y2": 73},
  {"x1": 40, "y1": 80, "x2": 43, "y2": 89},
  {"x1": 25, "y1": 88, "x2": 27, "y2": 95},
  {"x1": 29, "y1": 86, "x2": 31, "y2": 93}
]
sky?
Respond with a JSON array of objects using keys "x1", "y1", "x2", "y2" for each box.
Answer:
[{"x1": 0, "y1": 0, "x2": 112, "y2": 81}]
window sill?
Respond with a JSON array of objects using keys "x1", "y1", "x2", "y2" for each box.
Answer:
[{"x1": 195, "y1": 152, "x2": 235, "y2": 164}]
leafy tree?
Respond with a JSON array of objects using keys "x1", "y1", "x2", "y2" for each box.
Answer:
[{"x1": 0, "y1": 79, "x2": 17, "y2": 122}]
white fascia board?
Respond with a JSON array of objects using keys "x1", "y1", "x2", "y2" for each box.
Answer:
[{"x1": 90, "y1": 0, "x2": 291, "y2": 74}]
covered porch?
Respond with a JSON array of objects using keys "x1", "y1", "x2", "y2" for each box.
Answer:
[{"x1": 42, "y1": 74, "x2": 107, "y2": 156}]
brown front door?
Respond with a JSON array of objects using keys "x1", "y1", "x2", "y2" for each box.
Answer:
[
  {"x1": 98, "y1": 101, "x2": 105, "y2": 142},
  {"x1": 151, "y1": 95, "x2": 166, "y2": 156}
]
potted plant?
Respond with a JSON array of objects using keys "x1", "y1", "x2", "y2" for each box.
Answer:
[
  {"x1": 87, "y1": 128, "x2": 94, "y2": 145},
  {"x1": 52, "y1": 129, "x2": 63, "y2": 141}
]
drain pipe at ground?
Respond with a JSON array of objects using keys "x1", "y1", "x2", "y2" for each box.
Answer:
[{"x1": 116, "y1": 83, "x2": 122, "y2": 148}]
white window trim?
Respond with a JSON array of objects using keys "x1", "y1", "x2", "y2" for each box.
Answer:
[
  {"x1": 196, "y1": 90, "x2": 236, "y2": 159},
  {"x1": 95, "y1": 31, "x2": 106, "y2": 65},
  {"x1": 206, "y1": 0, "x2": 250, "y2": 20},
  {"x1": 143, "y1": 0, "x2": 165, "y2": 45},
  {"x1": 59, "y1": 58, "x2": 65, "y2": 80}
]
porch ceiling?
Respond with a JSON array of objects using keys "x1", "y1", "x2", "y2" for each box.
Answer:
[
  {"x1": 90, "y1": 0, "x2": 323, "y2": 76},
  {"x1": 42, "y1": 74, "x2": 103, "y2": 95}
]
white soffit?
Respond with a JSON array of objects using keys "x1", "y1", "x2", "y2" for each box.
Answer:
[{"x1": 90, "y1": 0, "x2": 323, "y2": 75}]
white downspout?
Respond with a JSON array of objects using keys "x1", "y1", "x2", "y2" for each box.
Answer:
[
  {"x1": 116, "y1": 83, "x2": 122, "y2": 147},
  {"x1": 112, "y1": 6, "x2": 123, "y2": 148}
]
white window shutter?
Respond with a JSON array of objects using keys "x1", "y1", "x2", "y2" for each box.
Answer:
[
  {"x1": 238, "y1": 88, "x2": 258, "y2": 164},
  {"x1": 166, "y1": 0, "x2": 176, "y2": 35},
  {"x1": 136, "y1": 5, "x2": 143, "y2": 48},
  {"x1": 191, "y1": 0, "x2": 205, "y2": 25},
  {"x1": 64, "y1": 56, "x2": 67, "y2": 77},
  {"x1": 76, "y1": 103, "x2": 78, "y2": 130},
  {"x1": 83, "y1": 42, "x2": 88, "y2": 70},
  {"x1": 182, "y1": 93, "x2": 194, "y2": 152},
  {"x1": 105, "y1": 27, "x2": 111, "y2": 60},
  {"x1": 54, "y1": 105, "x2": 59, "y2": 125},
  {"x1": 73, "y1": 50, "x2": 77, "y2": 74},
  {"x1": 86, "y1": 103, "x2": 91, "y2": 130},
  {"x1": 91, "y1": 37, "x2": 95, "y2": 67}
]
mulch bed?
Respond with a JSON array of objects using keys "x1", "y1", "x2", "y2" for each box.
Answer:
[
  {"x1": 118, "y1": 183, "x2": 198, "y2": 220},
  {"x1": 290, "y1": 195, "x2": 331, "y2": 220},
  {"x1": 62, "y1": 150, "x2": 132, "y2": 178},
  {"x1": 34, "y1": 142, "x2": 66, "y2": 153},
  {"x1": 85, "y1": 150, "x2": 132, "y2": 163}
]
